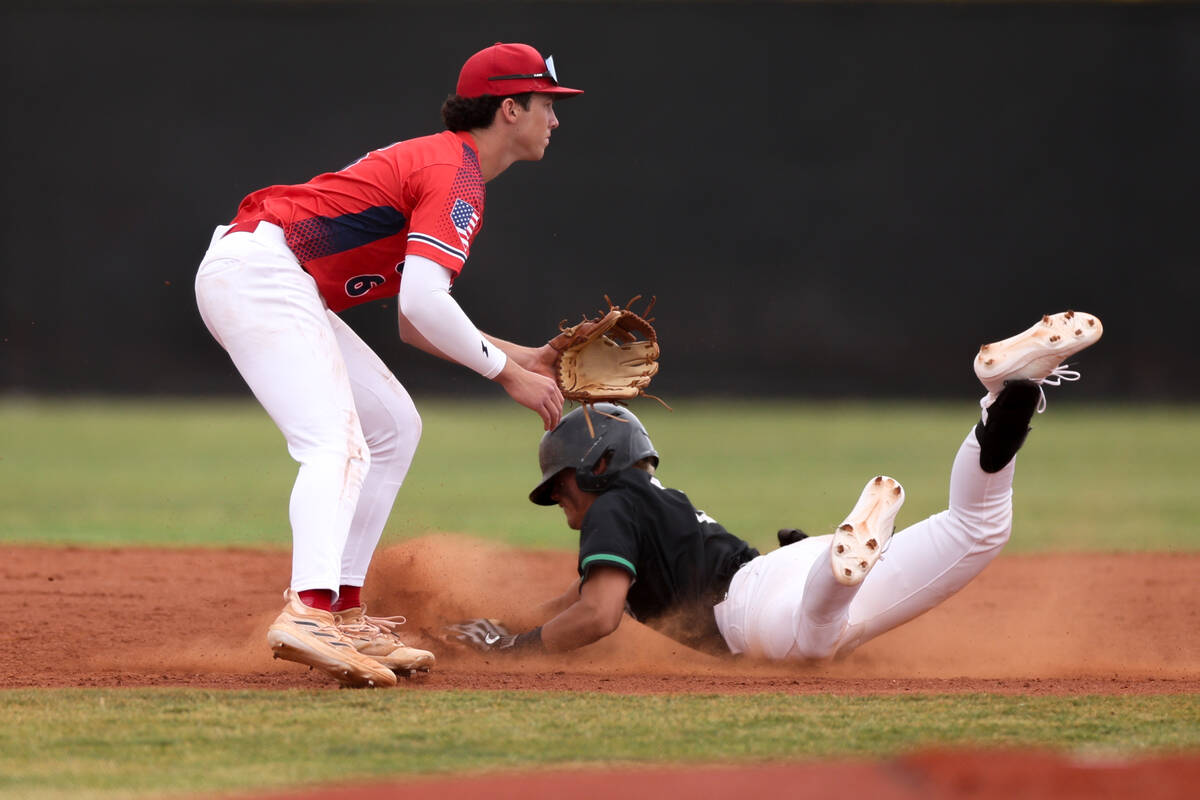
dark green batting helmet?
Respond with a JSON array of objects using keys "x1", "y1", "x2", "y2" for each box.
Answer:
[{"x1": 529, "y1": 403, "x2": 659, "y2": 505}]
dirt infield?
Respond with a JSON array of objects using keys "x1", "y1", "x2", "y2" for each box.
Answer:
[
  {"x1": 4, "y1": 534, "x2": 1198, "y2": 693},
  {"x1": 4, "y1": 536, "x2": 1198, "y2": 798}
]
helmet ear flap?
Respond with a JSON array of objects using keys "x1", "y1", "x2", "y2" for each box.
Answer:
[{"x1": 575, "y1": 447, "x2": 615, "y2": 493}]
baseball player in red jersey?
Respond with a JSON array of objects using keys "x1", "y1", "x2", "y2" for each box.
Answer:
[{"x1": 194, "y1": 43, "x2": 582, "y2": 688}]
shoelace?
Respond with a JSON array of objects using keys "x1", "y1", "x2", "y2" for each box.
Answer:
[
  {"x1": 340, "y1": 613, "x2": 410, "y2": 643},
  {"x1": 1034, "y1": 364, "x2": 1081, "y2": 411},
  {"x1": 980, "y1": 364, "x2": 1082, "y2": 417}
]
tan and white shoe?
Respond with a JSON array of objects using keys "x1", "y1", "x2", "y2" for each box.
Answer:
[
  {"x1": 971, "y1": 311, "x2": 1104, "y2": 472},
  {"x1": 267, "y1": 590, "x2": 397, "y2": 688},
  {"x1": 831, "y1": 476, "x2": 905, "y2": 586},
  {"x1": 334, "y1": 606, "x2": 436, "y2": 676},
  {"x1": 974, "y1": 311, "x2": 1103, "y2": 411}
]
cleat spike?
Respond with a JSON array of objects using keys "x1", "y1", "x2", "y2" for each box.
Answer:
[
  {"x1": 1050, "y1": 335, "x2": 1060, "y2": 343},
  {"x1": 1042, "y1": 315, "x2": 1052, "y2": 325},
  {"x1": 839, "y1": 523, "x2": 854, "y2": 532},
  {"x1": 985, "y1": 358, "x2": 994, "y2": 366},
  {"x1": 1065, "y1": 310, "x2": 1075, "y2": 318},
  {"x1": 866, "y1": 538, "x2": 878, "y2": 550},
  {"x1": 980, "y1": 343, "x2": 990, "y2": 351},
  {"x1": 836, "y1": 544, "x2": 845, "y2": 554}
]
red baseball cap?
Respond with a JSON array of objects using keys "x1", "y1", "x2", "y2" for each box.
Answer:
[{"x1": 456, "y1": 42, "x2": 584, "y2": 99}]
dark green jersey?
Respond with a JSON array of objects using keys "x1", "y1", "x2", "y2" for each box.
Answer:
[{"x1": 577, "y1": 469, "x2": 759, "y2": 652}]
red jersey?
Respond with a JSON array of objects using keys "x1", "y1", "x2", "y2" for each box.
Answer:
[{"x1": 230, "y1": 130, "x2": 485, "y2": 312}]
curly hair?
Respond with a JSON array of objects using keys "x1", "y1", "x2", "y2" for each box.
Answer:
[{"x1": 442, "y1": 92, "x2": 533, "y2": 132}]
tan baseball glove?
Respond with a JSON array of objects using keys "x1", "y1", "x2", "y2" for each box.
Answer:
[{"x1": 548, "y1": 295, "x2": 662, "y2": 405}]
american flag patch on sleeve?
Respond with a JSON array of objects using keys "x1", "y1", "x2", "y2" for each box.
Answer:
[{"x1": 450, "y1": 198, "x2": 480, "y2": 250}]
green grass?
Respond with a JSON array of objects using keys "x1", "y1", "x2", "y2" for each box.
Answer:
[
  {"x1": 1, "y1": 689, "x2": 1196, "y2": 799},
  {"x1": 1, "y1": 397, "x2": 1197, "y2": 552},
  {"x1": 3, "y1": 397, "x2": 1198, "y2": 800}
]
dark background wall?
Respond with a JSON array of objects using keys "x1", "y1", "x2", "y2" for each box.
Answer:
[{"x1": 3, "y1": 1, "x2": 1197, "y2": 401}]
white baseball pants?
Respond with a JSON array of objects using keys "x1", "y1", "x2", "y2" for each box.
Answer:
[
  {"x1": 714, "y1": 429, "x2": 1013, "y2": 660},
  {"x1": 194, "y1": 223, "x2": 420, "y2": 596}
]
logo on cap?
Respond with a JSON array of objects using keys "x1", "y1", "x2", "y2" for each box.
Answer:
[{"x1": 456, "y1": 43, "x2": 584, "y2": 99}]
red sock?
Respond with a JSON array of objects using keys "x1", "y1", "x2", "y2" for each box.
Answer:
[
  {"x1": 297, "y1": 589, "x2": 332, "y2": 612},
  {"x1": 331, "y1": 585, "x2": 362, "y2": 612}
]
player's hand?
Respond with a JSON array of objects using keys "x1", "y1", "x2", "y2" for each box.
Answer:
[
  {"x1": 501, "y1": 342, "x2": 558, "y2": 380},
  {"x1": 524, "y1": 342, "x2": 560, "y2": 380},
  {"x1": 495, "y1": 361, "x2": 563, "y2": 430},
  {"x1": 441, "y1": 619, "x2": 520, "y2": 652}
]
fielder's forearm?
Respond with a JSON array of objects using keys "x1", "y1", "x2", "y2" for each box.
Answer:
[
  {"x1": 397, "y1": 312, "x2": 452, "y2": 361},
  {"x1": 400, "y1": 323, "x2": 542, "y2": 376},
  {"x1": 482, "y1": 333, "x2": 558, "y2": 379},
  {"x1": 398, "y1": 255, "x2": 507, "y2": 378}
]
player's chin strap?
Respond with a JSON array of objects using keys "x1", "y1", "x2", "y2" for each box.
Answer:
[{"x1": 980, "y1": 364, "x2": 1082, "y2": 421}]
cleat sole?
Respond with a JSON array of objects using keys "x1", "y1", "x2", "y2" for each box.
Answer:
[
  {"x1": 267, "y1": 630, "x2": 397, "y2": 689},
  {"x1": 830, "y1": 476, "x2": 906, "y2": 586},
  {"x1": 974, "y1": 311, "x2": 1103, "y2": 394}
]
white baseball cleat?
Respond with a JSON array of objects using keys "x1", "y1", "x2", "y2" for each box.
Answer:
[
  {"x1": 974, "y1": 311, "x2": 1103, "y2": 411},
  {"x1": 831, "y1": 476, "x2": 905, "y2": 586}
]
